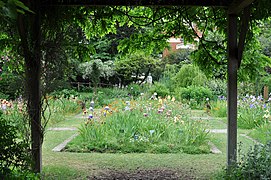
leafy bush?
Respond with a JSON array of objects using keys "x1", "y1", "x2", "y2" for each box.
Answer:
[
  {"x1": 149, "y1": 82, "x2": 170, "y2": 97},
  {"x1": 78, "y1": 85, "x2": 93, "y2": 93},
  {"x1": 1, "y1": 169, "x2": 39, "y2": 180},
  {"x1": 173, "y1": 64, "x2": 207, "y2": 88},
  {"x1": 0, "y1": 113, "x2": 31, "y2": 177},
  {"x1": 238, "y1": 82, "x2": 256, "y2": 97},
  {"x1": 207, "y1": 79, "x2": 227, "y2": 98},
  {"x1": 219, "y1": 142, "x2": 271, "y2": 179},
  {"x1": 127, "y1": 84, "x2": 143, "y2": 98},
  {"x1": 175, "y1": 86, "x2": 213, "y2": 103},
  {"x1": 0, "y1": 92, "x2": 9, "y2": 99},
  {"x1": 163, "y1": 49, "x2": 192, "y2": 65},
  {"x1": 114, "y1": 51, "x2": 159, "y2": 85},
  {"x1": 0, "y1": 72, "x2": 23, "y2": 99}
]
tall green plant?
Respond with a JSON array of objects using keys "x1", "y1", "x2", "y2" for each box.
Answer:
[
  {"x1": 0, "y1": 111, "x2": 32, "y2": 177},
  {"x1": 219, "y1": 142, "x2": 271, "y2": 179},
  {"x1": 173, "y1": 64, "x2": 207, "y2": 88}
]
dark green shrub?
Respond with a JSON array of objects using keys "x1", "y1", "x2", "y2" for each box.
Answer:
[
  {"x1": 0, "y1": 72, "x2": 23, "y2": 99},
  {"x1": 173, "y1": 64, "x2": 207, "y2": 88},
  {"x1": 175, "y1": 86, "x2": 213, "y2": 103},
  {"x1": 0, "y1": 92, "x2": 9, "y2": 99},
  {"x1": 219, "y1": 142, "x2": 271, "y2": 179},
  {"x1": 0, "y1": 116, "x2": 31, "y2": 178},
  {"x1": 207, "y1": 79, "x2": 227, "y2": 98},
  {"x1": 1, "y1": 169, "x2": 39, "y2": 180},
  {"x1": 78, "y1": 86, "x2": 93, "y2": 93},
  {"x1": 128, "y1": 84, "x2": 142, "y2": 98},
  {"x1": 149, "y1": 82, "x2": 170, "y2": 97},
  {"x1": 163, "y1": 49, "x2": 192, "y2": 65}
]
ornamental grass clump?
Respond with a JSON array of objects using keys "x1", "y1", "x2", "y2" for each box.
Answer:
[
  {"x1": 66, "y1": 98, "x2": 210, "y2": 154},
  {"x1": 43, "y1": 97, "x2": 80, "y2": 125},
  {"x1": 237, "y1": 95, "x2": 269, "y2": 129},
  {"x1": 211, "y1": 97, "x2": 227, "y2": 118}
]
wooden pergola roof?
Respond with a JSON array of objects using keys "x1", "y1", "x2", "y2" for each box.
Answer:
[
  {"x1": 45, "y1": 0, "x2": 233, "y2": 7},
  {"x1": 44, "y1": 0, "x2": 254, "y2": 14}
]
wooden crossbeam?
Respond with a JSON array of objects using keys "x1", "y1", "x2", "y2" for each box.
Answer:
[
  {"x1": 228, "y1": 0, "x2": 254, "y2": 14},
  {"x1": 43, "y1": 0, "x2": 232, "y2": 7}
]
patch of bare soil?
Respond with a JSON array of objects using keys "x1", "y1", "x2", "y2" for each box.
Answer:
[{"x1": 88, "y1": 169, "x2": 197, "y2": 180}]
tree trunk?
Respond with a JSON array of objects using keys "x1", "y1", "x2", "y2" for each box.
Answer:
[{"x1": 17, "y1": 0, "x2": 42, "y2": 173}]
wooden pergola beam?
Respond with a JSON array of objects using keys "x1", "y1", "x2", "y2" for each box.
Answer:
[
  {"x1": 43, "y1": 0, "x2": 232, "y2": 7},
  {"x1": 228, "y1": 0, "x2": 254, "y2": 14}
]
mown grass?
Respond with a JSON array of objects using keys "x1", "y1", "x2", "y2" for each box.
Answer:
[
  {"x1": 248, "y1": 123, "x2": 271, "y2": 144},
  {"x1": 48, "y1": 115, "x2": 84, "y2": 128},
  {"x1": 42, "y1": 130, "x2": 225, "y2": 179},
  {"x1": 42, "y1": 109, "x2": 259, "y2": 179}
]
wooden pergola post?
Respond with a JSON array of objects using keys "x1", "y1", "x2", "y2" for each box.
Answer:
[{"x1": 227, "y1": 14, "x2": 238, "y2": 166}]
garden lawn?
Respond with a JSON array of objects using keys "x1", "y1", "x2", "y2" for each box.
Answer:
[
  {"x1": 42, "y1": 110, "x2": 259, "y2": 179},
  {"x1": 42, "y1": 130, "x2": 225, "y2": 179}
]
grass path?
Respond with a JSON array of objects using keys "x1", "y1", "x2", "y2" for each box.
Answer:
[{"x1": 42, "y1": 110, "x2": 257, "y2": 179}]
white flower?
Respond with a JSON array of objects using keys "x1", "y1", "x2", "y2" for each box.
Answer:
[
  {"x1": 263, "y1": 114, "x2": 270, "y2": 119},
  {"x1": 124, "y1": 106, "x2": 130, "y2": 111},
  {"x1": 104, "y1": 106, "x2": 110, "y2": 110}
]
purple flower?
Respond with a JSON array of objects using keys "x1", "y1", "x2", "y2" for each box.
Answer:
[
  {"x1": 88, "y1": 114, "x2": 93, "y2": 119},
  {"x1": 250, "y1": 104, "x2": 255, "y2": 108},
  {"x1": 257, "y1": 96, "x2": 263, "y2": 100}
]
